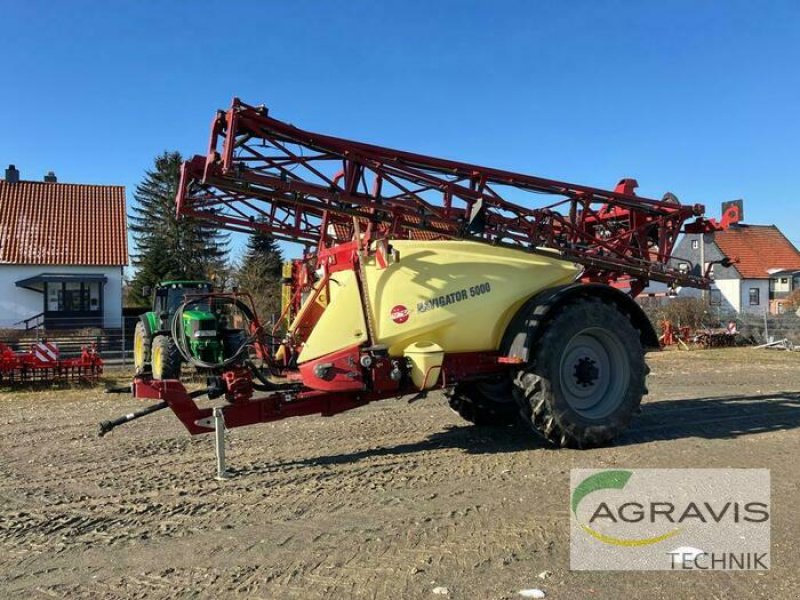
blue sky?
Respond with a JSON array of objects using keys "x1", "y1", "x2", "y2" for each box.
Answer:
[{"x1": 2, "y1": 1, "x2": 799, "y2": 265}]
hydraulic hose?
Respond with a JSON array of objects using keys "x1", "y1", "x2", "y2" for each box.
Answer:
[
  {"x1": 98, "y1": 402, "x2": 168, "y2": 437},
  {"x1": 97, "y1": 389, "x2": 207, "y2": 437},
  {"x1": 169, "y1": 294, "x2": 280, "y2": 371},
  {"x1": 246, "y1": 359, "x2": 277, "y2": 391}
]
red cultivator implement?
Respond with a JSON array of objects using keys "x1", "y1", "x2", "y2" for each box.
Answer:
[{"x1": 0, "y1": 341, "x2": 103, "y2": 384}]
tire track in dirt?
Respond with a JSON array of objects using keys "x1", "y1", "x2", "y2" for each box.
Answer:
[{"x1": 3, "y1": 354, "x2": 800, "y2": 599}]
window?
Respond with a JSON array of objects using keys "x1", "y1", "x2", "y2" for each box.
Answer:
[
  {"x1": 710, "y1": 289, "x2": 722, "y2": 306},
  {"x1": 88, "y1": 282, "x2": 101, "y2": 309},
  {"x1": 749, "y1": 288, "x2": 760, "y2": 306},
  {"x1": 64, "y1": 282, "x2": 82, "y2": 312},
  {"x1": 44, "y1": 281, "x2": 102, "y2": 313},
  {"x1": 46, "y1": 284, "x2": 60, "y2": 311},
  {"x1": 781, "y1": 277, "x2": 788, "y2": 284},
  {"x1": 691, "y1": 239, "x2": 699, "y2": 250}
]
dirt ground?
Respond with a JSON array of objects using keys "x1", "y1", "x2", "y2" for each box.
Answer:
[{"x1": 1, "y1": 348, "x2": 799, "y2": 599}]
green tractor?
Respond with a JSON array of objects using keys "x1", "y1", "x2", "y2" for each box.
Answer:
[{"x1": 133, "y1": 280, "x2": 227, "y2": 380}]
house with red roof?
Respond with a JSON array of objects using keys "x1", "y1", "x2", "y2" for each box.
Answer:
[
  {"x1": 671, "y1": 223, "x2": 800, "y2": 314},
  {"x1": 0, "y1": 165, "x2": 128, "y2": 329}
]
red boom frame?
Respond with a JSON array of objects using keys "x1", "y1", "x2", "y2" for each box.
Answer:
[{"x1": 177, "y1": 98, "x2": 723, "y2": 296}]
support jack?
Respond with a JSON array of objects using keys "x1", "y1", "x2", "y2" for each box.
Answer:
[{"x1": 213, "y1": 407, "x2": 232, "y2": 481}]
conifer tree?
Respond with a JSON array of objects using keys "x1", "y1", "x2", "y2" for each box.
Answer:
[
  {"x1": 129, "y1": 151, "x2": 229, "y2": 305},
  {"x1": 236, "y1": 226, "x2": 285, "y2": 322}
]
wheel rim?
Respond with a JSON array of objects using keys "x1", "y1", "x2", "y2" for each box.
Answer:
[
  {"x1": 133, "y1": 331, "x2": 145, "y2": 369},
  {"x1": 558, "y1": 327, "x2": 628, "y2": 419},
  {"x1": 152, "y1": 344, "x2": 162, "y2": 379}
]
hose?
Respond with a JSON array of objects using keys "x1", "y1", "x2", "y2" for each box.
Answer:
[
  {"x1": 98, "y1": 401, "x2": 168, "y2": 437},
  {"x1": 170, "y1": 294, "x2": 261, "y2": 370},
  {"x1": 246, "y1": 359, "x2": 277, "y2": 391},
  {"x1": 97, "y1": 389, "x2": 208, "y2": 437}
]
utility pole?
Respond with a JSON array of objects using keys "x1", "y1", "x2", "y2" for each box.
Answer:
[{"x1": 700, "y1": 233, "x2": 707, "y2": 302}]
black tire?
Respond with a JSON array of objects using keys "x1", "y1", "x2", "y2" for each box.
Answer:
[
  {"x1": 513, "y1": 297, "x2": 647, "y2": 448},
  {"x1": 151, "y1": 335, "x2": 182, "y2": 380},
  {"x1": 446, "y1": 379, "x2": 519, "y2": 426},
  {"x1": 133, "y1": 321, "x2": 152, "y2": 375}
]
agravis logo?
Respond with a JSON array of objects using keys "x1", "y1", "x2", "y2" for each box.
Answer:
[
  {"x1": 571, "y1": 470, "x2": 680, "y2": 547},
  {"x1": 570, "y1": 468, "x2": 771, "y2": 570}
]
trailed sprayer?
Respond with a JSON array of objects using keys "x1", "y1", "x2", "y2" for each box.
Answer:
[{"x1": 103, "y1": 99, "x2": 737, "y2": 451}]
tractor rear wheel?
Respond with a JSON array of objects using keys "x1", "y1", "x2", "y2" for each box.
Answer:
[
  {"x1": 446, "y1": 379, "x2": 518, "y2": 426},
  {"x1": 133, "y1": 321, "x2": 151, "y2": 375},
  {"x1": 151, "y1": 335, "x2": 182, "y2": 380},
  {"x1": 513, "y1": 297, "x2": 647, "y2": 448}
]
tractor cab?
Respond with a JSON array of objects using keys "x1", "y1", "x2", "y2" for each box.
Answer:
[{"x1": 153, "y1": 281, "x2": 213, "y2": 329}]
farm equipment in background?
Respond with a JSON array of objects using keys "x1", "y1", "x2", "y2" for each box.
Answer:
[
  {"x1": 129, "y1": 280, "x2": 276, "y2": 404},
  {"x1": 0, "y1": 340, "x2": 103, "y2": 384},
  {"x1": 103, "y1": 97, "x2": 732, "y2": 454},
  {"x1": 279, "y1": 257, "x2": 316, "y2": 333},
  {"x1": 659, "y1": 319, "x2": 742, "y2": 349},
  {"x1": 692, "y1": 321, "x2": 740, "y2": 349},
  {"x1": 659, "y1": 320, "x2": 692, "y2": 349},
  {"x1": 133, "y1": 280, "x2": 237, "y2": 380}
]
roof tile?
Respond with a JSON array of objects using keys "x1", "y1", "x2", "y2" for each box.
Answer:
[
  {"x1": 0, "y1": 180, "x2": 127, "y2": 266},
  {"x1": 714, "y1": 225, "x2": 800, "y2": 279}
]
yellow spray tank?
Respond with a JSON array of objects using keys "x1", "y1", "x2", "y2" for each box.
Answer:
[{"x1": 297, "y1": 240, "x2": 580, "y2": 366}]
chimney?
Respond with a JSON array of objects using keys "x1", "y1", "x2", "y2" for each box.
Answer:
[
  {"x1": 43, "y1": 171, "x2": 57, "y2": 183},
  {"x1": 4, "y1": 164, "x2": 20, "y2": 183}
]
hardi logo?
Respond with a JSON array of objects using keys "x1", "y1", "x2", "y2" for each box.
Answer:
[
  {"x1": 390, "y1": 305, "x2": 410, "y2": 324},
  {"x1": 570, "y1": 469, "x2": 770, "y2": 570}
]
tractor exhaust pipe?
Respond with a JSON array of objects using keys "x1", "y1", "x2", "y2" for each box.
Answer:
[{"x1": 98, "y1": 401, "x2": 168, "y2": 437}]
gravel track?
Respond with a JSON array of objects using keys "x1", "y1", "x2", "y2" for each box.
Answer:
[{"x1": 2, "y1": 348, "x2": 799, "y2": 599}]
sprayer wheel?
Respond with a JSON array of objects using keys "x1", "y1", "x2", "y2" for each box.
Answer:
[
  {"x1": 133, "y1": 321, "x2": 152, "y2": 375},
  {"x1": 151, "y1": 335, "x2": 182, "y2": 380},
  {"x1": 512, "y1": 297, "x2": 647, "y2": 448},
  {"x1": 446, "y1": 379, "x2": 518, "y2": 426}
]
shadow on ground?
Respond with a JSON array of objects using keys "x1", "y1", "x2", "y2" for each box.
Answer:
[
  {"x1": 238, "y1": 391, "x2": 800, "y2": 474},
  {"x1": 237, "y1": 424, "x2": 544, "y2": 475},
  {"x1": 620, "y1": 390, "x2": 800, "y2": 445}
]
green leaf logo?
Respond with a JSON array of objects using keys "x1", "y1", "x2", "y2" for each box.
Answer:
[{"x1": 572, "y1": 470, "x2": 680, "y2": 547}]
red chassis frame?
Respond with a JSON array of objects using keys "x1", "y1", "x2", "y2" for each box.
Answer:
[{"x1": 132, "y1": 351, "x2": 504, "y2": 435}]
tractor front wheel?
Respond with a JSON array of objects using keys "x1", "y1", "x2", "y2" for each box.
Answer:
[
  {"x1": 151, "y1": 335, "x2": 182, "y2": 380},
  {"x1": 133, "y1": 321, "x2": 152, "y2": 375},
  {"x1": 513, "y1": 298, "x2": 647, "y2": 448}
]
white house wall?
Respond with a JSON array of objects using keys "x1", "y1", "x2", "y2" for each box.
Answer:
[
  {"x1": 673, "y1": 279, "x2": 737, "y2": 313},
  {"x1": 714, "y1": 279, "x2": 741, "y2": 313},
  {"x1": 770, "y1": 276, "x2": 792, "y2": 294},
  {"x1": 0, "y1": 265, "x2": 123, "y2": 328},
  {"x1": 739, "y1": 279, "x2": 769, "y2": 315}
]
